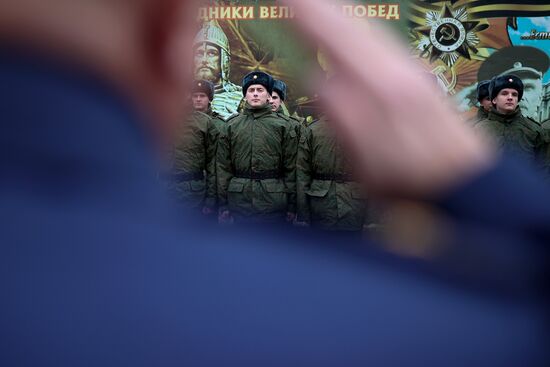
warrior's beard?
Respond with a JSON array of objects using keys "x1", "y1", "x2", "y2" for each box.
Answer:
[{"x1": 195, "y1": 66, "x2": 220, "y2": 85}]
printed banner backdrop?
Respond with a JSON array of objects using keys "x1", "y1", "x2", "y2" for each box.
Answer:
[
  {"x1": 193, "y1": 1, "x2": 550, "y2": 122},
  {"x1": 409, "y1": 0, "x2": 550, "y2": 122}
]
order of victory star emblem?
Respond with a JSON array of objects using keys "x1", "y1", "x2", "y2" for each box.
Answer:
[
  {"x1": 414, "y1": 4, "x2": 488, "y2": 67},
  {"x1": 430, "y1": 17, "x2": 466, "y2": 53}
]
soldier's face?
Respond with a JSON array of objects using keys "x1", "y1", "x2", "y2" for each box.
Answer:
[
  {"x1": 519, "y1": 78, "x2": 543, "y2": 120},
  {"x1": 246, "y1": 84, "x2": 270, "y2": 108},
  {"x1": 493, "y1": 88, "x2": 519, "y2": 114},
  {"x1": 192, "y1": 92, "x2": 210, "y2": 112},
  {"x1": 480, "y1": 97, "x2": 492, "y2": 112},
  {"x1": 194, "y1": 43, "x2": 221, "y2": 85},
  {"x1": 270, "y1": 91, "x2": 282, "y2": 112}
]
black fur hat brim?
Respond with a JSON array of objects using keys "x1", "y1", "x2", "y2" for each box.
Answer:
[
  {"x1": 476, "y1": 80, "x2": 490, "y2": 101},
  {"x1": 273, "y1": 80, "x2": 287, "y2": 101},
  {"x1": 192, "y1": 80, "x2": 214, "y2": 101},
  {"x1": 489, "y1": 74, "x2": 524, "y2": 101},
  {"x1": 242, "y1": 72, "x2": 274, "y2": 96}
]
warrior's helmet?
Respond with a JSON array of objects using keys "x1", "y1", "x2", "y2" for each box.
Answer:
[{"x1": 194, "y1": 21, "x2": 231, "y2": 87}]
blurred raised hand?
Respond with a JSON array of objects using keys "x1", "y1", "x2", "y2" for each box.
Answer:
[{"x1": 284, "y1": 0, "x2": 495, "y2": 199}]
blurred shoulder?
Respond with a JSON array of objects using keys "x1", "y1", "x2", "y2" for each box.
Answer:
[
  {"x1": 475, "y1": 117, "x2": 496, "y2": 128},
  {"x1": 191, "y1": 111, "x2": 211, "y2": 121}
]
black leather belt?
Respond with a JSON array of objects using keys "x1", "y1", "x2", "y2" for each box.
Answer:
[
  {"x1": 172, "y1": 171, "x2": 204, "y2": 182},
  {"x1": 314, "y1": 173, "x2": 355, "y2": 182},
  {"x1": 234, "y1": 169, "x2": 282, "y2": 180}
]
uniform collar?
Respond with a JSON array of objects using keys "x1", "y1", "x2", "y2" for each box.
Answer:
[
  {"x1": 488, "y1": 106, "x2": 521, "y2": 123},
  {"x1": 244, "y1": 102, "x2": 272, "y2": 118},
  {"x1": 477, "y1": 107, "x2": 488, "y2": 119}
]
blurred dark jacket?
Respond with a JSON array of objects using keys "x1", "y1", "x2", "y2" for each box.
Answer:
[{"x1": 1, "y1": 50, "x2": 549, "y2": 367}]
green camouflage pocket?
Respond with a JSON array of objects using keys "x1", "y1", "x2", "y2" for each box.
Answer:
[
  {"x1": 259, "y1": 179, "x2": 287, "y2": 213},
  {"x1": 306, "y1": 180, "x2": 333, "y2": 223},
  {"x1": 305, "y1": 179, "x2": 331, "y2": 197},
  {"x1": 227, "y1": 178, "x2": 249, "y2": 214}
]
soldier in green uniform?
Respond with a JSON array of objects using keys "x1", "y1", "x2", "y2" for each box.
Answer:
[
  {"x1": 477, "y1": 46, "x2": 549, "y2": 123},
  {"x1": 474, "y1": 74, "x2": 542, "y2": 162},
  {"x1": 271, "y1": 79, "x2": 305, "y2": 124},
  {"x1": 270, "y1": 80, "x2": 288, "y2": 114},
  {"x1": 469, "y1": 80, "x2": 491, "y2": 125},
  {"x1": 296, "y1": 114, "x2": 368, "y2": 233},
  {"x1": 271, "y1": 79, "x2": 306, "y2": 144},
  {"x1": 187, "y1": 80, "x2": 225, "y2": 215},
  {"x1": 170, "y1": 88, "x2": 218, "y2": 213},
  {"x1": 217, "y1": 71, "x2": 298, "y2": 224},
  {"x1": 191, "y1": 79, "x2": 225, "y2": 132},
  {"x1": 456, "y1": 46, "x2": 549, "y2": 123},
  {"x1": 273, "y1": 79, "x2": 312, "y2": 129}
]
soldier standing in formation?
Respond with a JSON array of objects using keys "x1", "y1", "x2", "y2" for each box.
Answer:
[
  {"x1": 188, "y1": 79, "x2": 226, "y2": 214},
  {"x1": 470, "y1": 80, "x2": 491, "y2": 124},
  {"x1": 191, "y1": 80, "x2": 226, "y2": 133},
  {"x1": 296, "y1": 113, "x2": 368, "y2": 234},
  {"x1": 217, "y1": 71, "x2": 298, "y2": 225},
  {"x1": 476, "y1": 46, "x2": 549, "y2": 123},
  {"x1": 474, "y1": 74, "x2": 542, "y2": 162},
  {"x1": 271, "y1": 79, "x2": 306, "y2": 128},
  {"x1": 270, "y1": 79, "x2": 286, "y2": 115},
  {"x1": 170, "y1": 84, "x2": 219, "y2": 214}
]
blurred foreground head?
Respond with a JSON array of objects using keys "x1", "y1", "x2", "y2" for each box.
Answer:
[{"x1": 0, "y1": 0, "x2": 200, "y2": 138}]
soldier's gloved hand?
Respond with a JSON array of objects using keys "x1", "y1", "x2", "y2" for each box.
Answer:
[
  {"x1": 286, "y1": 212, "x2": 296, "y2": 223},
  {"x1": 202, "y1": 206, "x2": 214, "y2": 216},
  {"x1": 283, "y1": 0, "x2": 496, "y2": 199},
  {"x1": 218, "y1": 210, "x2": 233, "y2": 224}
]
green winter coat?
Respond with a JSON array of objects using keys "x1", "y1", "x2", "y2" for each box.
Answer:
[
  {"x1": 217, "y1": 103, "x2": 298, "y2": 223},
  {"x1": 468, "y1": 107, "x2": 488, "y2": 125},
  {"x1": 297, "y1": 115, "x2": 367, "y2": 231},
  {"x1": 276, "y1": 105, "x2": 305, "y2": 147},
  {"x1": 276, "y1": 106, "x2": 303, "y2": 129},
  {"x1": 171, "y1": 111, "x2": 218, "y2": 209},
  {"x1": 207, "y1": 107, "x2": 226, "y2": 134},
  {"x1": 474, "y1": 107, "x2": 542, "y2": 162},
  {"x1": 206, "y1": 107, "x2": 226, "y2": 208}
]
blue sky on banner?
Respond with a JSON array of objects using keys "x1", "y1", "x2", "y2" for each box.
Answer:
[{"x1": 508, "y1": 16, "x2": 550, "y2": 83}]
